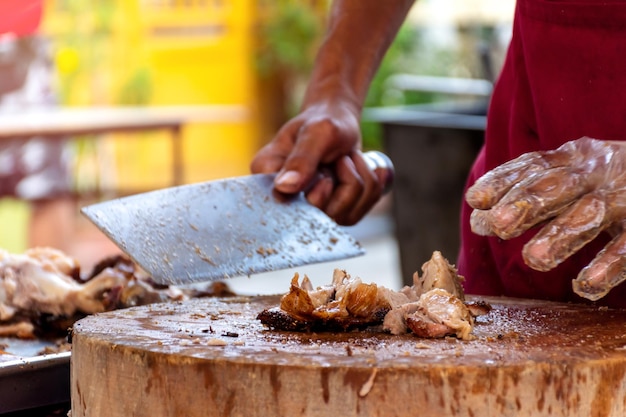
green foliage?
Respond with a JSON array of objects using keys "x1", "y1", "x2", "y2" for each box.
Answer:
[
  {"x1": 361, "y1": 24, "x2": 428, "y2": 150},
  {"x1": 254, "y1": 4, "x2": 466, "y2": 150},
  {"x1": 363, "y1": 25, "x2": 421, "y2": 109},
  {"x1": 118, "y1": 67, "x2": 153, "y2": 105},
  {"x1": 256, "y1": 3, "x2": 324, "y2": 78}
]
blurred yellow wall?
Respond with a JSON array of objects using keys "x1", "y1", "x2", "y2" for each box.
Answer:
[
  {"x1": 42, "y1": 0, "x2": 264, "y2": 192},
  {"x1": 0, "y1": 199, "x2": 30, "y2": 253}
]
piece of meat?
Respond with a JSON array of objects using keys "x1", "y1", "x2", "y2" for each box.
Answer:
[
  {"x1": 83, "y1": 254, "x2": 206, "y2": 310},
  {"x1": 23, "y1": 247, "x2": 81, "y2": 281},
  {"x1": 180, "y1": 281, "x2": 237, "y2": 300},
  {"x1": 261, "y1": 270, "x2": 398, "y2": 331},
  {"x1": 0, "y1": 320, "x2": 35, "y2": 339},
  {"x1": 465, "y1": 300, "x2": 493, "y2": 317},
  {"x1": 259, "y1": 252, "x2": 491, "y2": 340},
  {"x1": 0, "y1": 348, "x2": 21, "y2": 362},
  {"x1": 256, "y1": 307, "x2": 315, "y2": 332},
  {"x1": 85, "y1": 254, "x2": 137, "y2": 281},
  {"x1": 343, "y1": 281, "x2": 382, "y2": 318},
  {"x1": 413, "y1": 250, "x2": 465, "y2": 299},
  {"x1": 0, "y1": 248, "x2": 237, "y2": 339},
  {"x1": 406, "y1": 317, "x2": 456, "y2": 339},
  {"x1": 0, "y1": 248, "x2": 127, "y2": 319},
  {"x1": 279, "y1": 274, "x2": 317, "y2": 321},
  {"x1": 384, "y1": 297, "x2": 490, "y2": 338},
  {"x1": 405, "y1": 289, "x2": 474, "y2": 340},
  {"x1": 382, "y1": 301, "x2": 420, "y2": 335},
  {"x1": 0, "y1": 248, "x2": 203, "y2": 323}
]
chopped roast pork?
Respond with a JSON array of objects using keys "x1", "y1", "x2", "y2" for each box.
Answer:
[
  {"x1": 263, "y1": 269, "x2": 411, "y2": 331},
  {"x1": 258, "y1": 251, "x2": 491, "y2": 340},
  {"x1": 405, "y1": 289, "x2": 474, "y2": 340},
  {"x1": 0, "y1": 248, "x2": 234, "y2": 339},
  {"x1": 0, "y1": 247, "x2": 126, "y2": 321},
  {"x1": 414, "y1": 250, "x2": 465, "y2": 297}
]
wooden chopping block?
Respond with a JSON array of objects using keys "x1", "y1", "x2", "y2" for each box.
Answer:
[{"x1": 71, "y1": 295, "x2": 626, "y2": 417}]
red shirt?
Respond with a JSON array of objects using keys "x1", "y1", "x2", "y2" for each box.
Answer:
[
  {"x1": 458, "y1": 0, "x2": 626, "y2": 307},
  {"x1": 0, "y1": 0, "x2": 42, "y2": 36}
]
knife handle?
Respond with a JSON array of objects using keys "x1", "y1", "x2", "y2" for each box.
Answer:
[{"x1": 363, "y1": 150, "x2": 395, "y2": 195}]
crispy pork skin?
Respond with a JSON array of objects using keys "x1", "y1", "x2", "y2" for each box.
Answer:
[
  {"x1": 259, "y1": 251, "x2": 490, "y2": 340},
  {"x1": 268, "y1": 271, "x2": 395, "y2": 331}
]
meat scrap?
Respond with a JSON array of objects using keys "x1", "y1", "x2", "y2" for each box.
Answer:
[
  {"x1": 258, "y1": 269, "x2": 408, "y2": 332},
  {"x1": 258, "y1": 251, "x2": 491, "y2": 340},
  {"x1": 0, "y1": 248, "x2": 235, "y2": 339},
  {"x1": 0, "y1": 348, "x2": 20, "y2": 363},
  {"x1": 403, "y1": 289, "x2": 474, "y2": 340}
]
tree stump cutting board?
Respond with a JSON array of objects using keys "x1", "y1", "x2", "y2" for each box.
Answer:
[{"x1": 70, "y1": 295, "x2": 626, "y2": 417}]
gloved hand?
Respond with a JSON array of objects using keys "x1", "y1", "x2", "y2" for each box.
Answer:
[
  {"x1": 465, "y1": 137, "x2": 626, "y2": 301},
  {"x1": 250, "y1": 101, "x2": 390, "y2": 226}
]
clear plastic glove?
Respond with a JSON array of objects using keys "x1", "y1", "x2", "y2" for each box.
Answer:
[
  {"x1": 250, "y1": 102, "x2": 391, "y2": 226},
  {"x1": 465, "y1": 137, "x2": 626, "y2": 301}
]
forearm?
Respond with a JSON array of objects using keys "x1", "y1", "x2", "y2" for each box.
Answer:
[{"x1": 301, "y1": 0, "x2": 415, "y2": 114}]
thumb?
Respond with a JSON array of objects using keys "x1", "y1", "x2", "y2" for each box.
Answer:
[{"x1": 250, "y1": 136, "x2": 314, "y2": 195}]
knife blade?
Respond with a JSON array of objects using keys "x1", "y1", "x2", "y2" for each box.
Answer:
[{"x1": 81, "y1": 174, "x2": 366, "y2": 285}]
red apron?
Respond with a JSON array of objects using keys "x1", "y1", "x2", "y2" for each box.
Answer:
[
  {"x1": 0, "y1": 0, "x2": 42, "y2": 36},
  {"x1": 458, "y1": 0, "x2": 626, "y2": 307}
]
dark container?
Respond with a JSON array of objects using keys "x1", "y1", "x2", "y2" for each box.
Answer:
[{"x1": 364, "y1": 101, "x2": 487, "y2": 286}]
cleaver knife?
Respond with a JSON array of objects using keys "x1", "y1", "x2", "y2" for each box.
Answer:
[{"x1": 81, "y1": 151, "x2": 393, "y2": 285}]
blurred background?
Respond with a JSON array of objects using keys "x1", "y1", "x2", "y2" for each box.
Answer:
[{"x1": 0, "y1": 0, "x2": 515, "y2": 289}]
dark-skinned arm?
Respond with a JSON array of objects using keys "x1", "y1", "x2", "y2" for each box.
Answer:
[{"x1": 251, "y1": 0, "x2": 415, "y2": 225}]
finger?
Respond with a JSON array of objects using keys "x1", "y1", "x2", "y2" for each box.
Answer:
[
  {"x1": 573, "y1": 227, "x2": 626, "y2": 301},
  {"x1": 321, "y1": 155, "x2": 363, "y2": 225},
  {"x1": 304, "y1": 152, "x2": 384, "y2": 225},
  {"x1": 469, "y1": 209, "x2": 496, "y2": 236},
  {"x1": 325, "y1": 152, "x2": 385, "y2": 226},
  {"x1": 275, "y1": 120, "x2": 354, "y2": 195},
  {"x1": 522, "y1": 192, "x2": 607, "y2": 271},
  {"x1": 338, "y1": 151, "x2": 384, "y2": 225},
  {"x1": 466, "y1": 139, "x2": 590, "y2": 210},
  {"x1": 304, "y1": 170, "x2": 335, "y2": 211},
  {"x1": 466, "y1": 151, "x2": 548, "y2": 209},
  {"x1": 488, "y1": 166, "x2": 591, "y2": 239}
]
